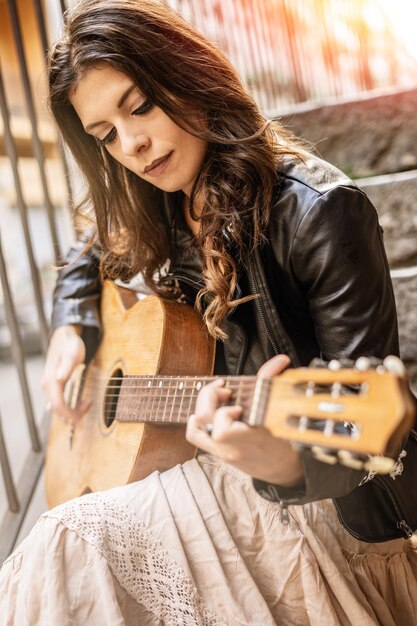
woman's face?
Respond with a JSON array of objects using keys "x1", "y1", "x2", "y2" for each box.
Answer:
[{"x1": 70, "y1": 63, "x2": 207, "y2": 196}]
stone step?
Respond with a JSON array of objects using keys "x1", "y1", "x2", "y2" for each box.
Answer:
[
  {"x1": 391, "y1": 267, "x2": 417, "y2": 362},
  {"x1": 278, "y1": 92, "x2": 417, "y2": 385},
  {"x1": 279, "y1": 87, "x2": 417, "y2": 178},
  {"x1": 391, "y1": 268, "x2": 417, "y2": 388},
  {"x1": 355, "y1": 170, "x2": 417, "y2": 268}
]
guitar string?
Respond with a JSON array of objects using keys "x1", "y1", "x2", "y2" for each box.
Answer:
[
  {"x1": 76, "y1": 374, "x2": 361, "y2": 383},
  {"x1": 63, "y1": 401, "x2": 357, "y2": 429},
  {"x1": 65, "y1": 377, "x2": 362, "y2": 422},
  {"x1": 72, "y1": 388, "x2": 354, "y2": 422},
  {"x1": 76, "y1": 389, "x2": 318, "y2": 402},
  {"x1": 69, "y1": 372, "x2": 368, "y2": 390},
  {"x1": 77, "y1": 379, "x2": 346, "y2": 389},
  {"x1": 80, "y1": 392, "x2": 361, "y2": 410},
  {"x1": 67, "y1": 377, "x2": 272, "y2": 422},
  {"x1": 77, "y1": 385, "x2": 356, "y2": 400}
]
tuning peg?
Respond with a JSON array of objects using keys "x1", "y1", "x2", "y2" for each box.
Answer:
[
  {"x1": 337, "y1": 358, "x2": 355, "y2": 368},
  {"x1": 331, "y1": 382, "x2": 342, "y2": 397},
  {"x1": 337, "y1": 450, "x2": 364, "y2": 470},
  {"x1": 382, "y1": 355, "x2": 407, "y2": 377},
  {"x1": 323, "y1": 419, "x2": 335, "y2": 436},
  {"x1": 363, "y1": 456, "x2": 395, "y2": 474},
  {"x1": 298, "y1": 415, "x2": 309, "y2": 432},
  {"x1": 305, "y1": 381, "x2": 315, "y2": 397},
  {"x1": 311, "y1": 446, "x2": 338, "y2": 465},
  {"x1": 356, "y1": 356, "x2": 388, "y2": 372},
  {"x1": 309, "y1": 358, "x2": 328, "y2": 369},
  {"x1": 328, "y1": 360, "x2": 341, "y2": 371},
  {"x1": 355, "y1": 356, "x2": 371, "y2": 371}
]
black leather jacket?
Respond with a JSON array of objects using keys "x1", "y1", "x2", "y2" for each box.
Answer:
[{"x1": 52, "y1": 153, "x2": 408, "y2": 540}]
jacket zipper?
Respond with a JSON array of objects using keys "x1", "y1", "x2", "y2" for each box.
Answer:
[
  {"x1": 398, "y1": 520, "x2": 414, "y2": 538},
  {"x1": 373, "y1": 475, "x2": 414, "y2": 538},
  {"x1": 247, "y1": 258, "x2": 280, "y2": 355},
  {"x1": 335, "y1": 431, "x2": 417, "y2": 541},
  {"x1": 372, "y1": 430, "x2": 417, "y2": 539}
]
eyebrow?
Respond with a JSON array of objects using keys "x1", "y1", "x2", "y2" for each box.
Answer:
[{"x1": 84, "y1": 84, "x2": 136, "y2": 132}]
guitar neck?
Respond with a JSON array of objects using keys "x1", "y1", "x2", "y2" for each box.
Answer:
[
  {"x1": 115, "y1": 375, "x2": 268, "y2": 426},
  {"x1": 96, "y1": 365, "x2": 415, "y2": 463}
]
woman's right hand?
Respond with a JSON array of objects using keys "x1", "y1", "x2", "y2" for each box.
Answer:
[{"x1": 41, "y1": 325, "x2": 90, "y2": 424}]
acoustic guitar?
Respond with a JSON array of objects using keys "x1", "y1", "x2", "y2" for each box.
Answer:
[{"x1": 45, "y1": 281, "x2": 415, "y2": 508}]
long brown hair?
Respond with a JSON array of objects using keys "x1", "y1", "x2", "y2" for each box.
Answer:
[{"x1": 48, "y1": 0, "x2": 301, "y2": 339}]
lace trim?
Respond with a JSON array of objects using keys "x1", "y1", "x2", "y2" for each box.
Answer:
[{"x1": 45, "y1": 493, "x2": 225, "y2": 626}]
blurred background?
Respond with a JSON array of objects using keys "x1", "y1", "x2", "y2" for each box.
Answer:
[{"x1": 1, "y1": 0, "x2": 416, "y2": 560}]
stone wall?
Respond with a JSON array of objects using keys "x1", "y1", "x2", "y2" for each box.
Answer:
[
  {"x1": 280, "y1": 87, "x2": 417, "y2": 178},
  {"x1": 279, "y1": 88, "x2": 417, "y2": 387}
]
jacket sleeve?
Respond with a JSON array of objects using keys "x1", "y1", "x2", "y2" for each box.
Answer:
[
  {"x1": 291, "y1": 184, "x2": 399, "y2": 360},
  {"x1": 254, "y1": 184, "x2": 400, "y2": 506},
  {"x1": 51, "y1": 241, "x2": 102, "y2": 359}
]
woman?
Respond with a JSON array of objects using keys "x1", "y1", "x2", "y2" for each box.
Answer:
[{"x1": 1, "y1": 0, "x2": 416, "y2": 624}]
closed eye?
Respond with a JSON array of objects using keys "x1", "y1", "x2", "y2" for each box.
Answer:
[
  {"x1": 97, "y1": 127, "x2": 117, "y2": 147},
  {"x1": 95, "y1": 101, "x2": 153, "y2": 148},
  {"x1": 132, "y1": 100, "x2": 153, "y2": 116}
]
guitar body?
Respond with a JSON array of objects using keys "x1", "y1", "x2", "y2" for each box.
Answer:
[{"x1": 45, "y1": 281, "x2": 215, "y2": 508}]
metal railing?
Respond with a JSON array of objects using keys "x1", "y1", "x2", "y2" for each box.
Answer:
[
  {"x1": 0, "y1": 0, "x2": 71, "y2": 561},
  {"x1": 168, "y1": 0, "x2": 417, "y2": 113},
  {"x1": 1, "y1": 0, "x2": 416, "y2": 561}
]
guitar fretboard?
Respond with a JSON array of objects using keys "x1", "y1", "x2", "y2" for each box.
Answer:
[{"x1": 115, "y1": 375, "x2": 271, "y2": 426}]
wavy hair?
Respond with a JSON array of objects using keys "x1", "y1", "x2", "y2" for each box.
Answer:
[{"x1": 48, "y1": 0, "x2": 302, "y2": 339}]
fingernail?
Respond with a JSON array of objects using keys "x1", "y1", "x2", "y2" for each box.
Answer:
[{"x1": 276, "y1": 354, "x2": 291, "y2": 365}]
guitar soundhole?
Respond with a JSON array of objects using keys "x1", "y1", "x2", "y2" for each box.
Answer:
[{"x1": 104, "y1": 368, "x2": 123, "y2": 428}]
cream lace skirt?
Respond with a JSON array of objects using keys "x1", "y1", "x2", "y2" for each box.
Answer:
[{"x1": 1, "y1": 454, "x2": 417, "y2": 626}]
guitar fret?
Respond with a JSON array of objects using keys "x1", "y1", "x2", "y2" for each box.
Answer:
[
  {"x1": 156, "y1": 379, "x2": 164, "y2": 422},
  {"x1": 176, "y1": 380, "x2": 186, "y2": 424},
  {"x1": 135, "y1": 378, "x2": 142, "y2": 418},
  {"x1": 147, "y1": 381, "x2": 155, "y2": 422},
  {"x1": 253, "y1": 379, "x2": 270, "y2": 426},
  {"x1": 187, "y1": 380, "x2": 198, "y2": 420},
  {"x1": 149, "y1": 380, "x2": 157, "y2": 421},
  {"x1": 142, "y1": 379, "x2": 152, "y2": 421},
  {"x1": 140, "y1": 381, "x2": 147, "y2": 421},
  {"x1": 167, "y1": 378, "x2": 175, "y2": 424},
  {"x1": 166, "y1": 379, "x2": 179, "y2": 423}
]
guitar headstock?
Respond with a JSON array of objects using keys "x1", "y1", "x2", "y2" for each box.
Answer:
[{"x1": 262, "y1": 356, "x2": 416, "y2": 474}]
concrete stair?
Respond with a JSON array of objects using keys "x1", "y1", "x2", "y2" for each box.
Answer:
[
  {"x1": 357, "y1": 170, "x2": 417, "y2": 268},
  {"x1": 281, "y1": 88, "x2": 417, "y2": 387},
  {"x1": 358, "y1": 172, "x2": 417, "y2": 387}
]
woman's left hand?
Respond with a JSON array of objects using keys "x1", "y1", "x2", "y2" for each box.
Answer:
[{"x1": 186, "y1": 354, "x2": 304, "y2": 486}]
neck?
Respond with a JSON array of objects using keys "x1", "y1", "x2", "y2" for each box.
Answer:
[{"x1": 183, "y1": 194, "x2": 202, "y2": 236}]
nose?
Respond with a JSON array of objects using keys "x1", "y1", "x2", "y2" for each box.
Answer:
[{"x1": 119, "y1": 125, "x2": 150, "y2": 157}]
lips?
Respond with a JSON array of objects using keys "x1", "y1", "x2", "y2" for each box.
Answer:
[{"x1": 143, "y1": 152, "x2": 173, "y2": 177}]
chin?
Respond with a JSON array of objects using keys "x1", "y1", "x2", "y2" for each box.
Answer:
[{"x1": 152, "y1": 181, "x2": 187, "y2": 194}]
